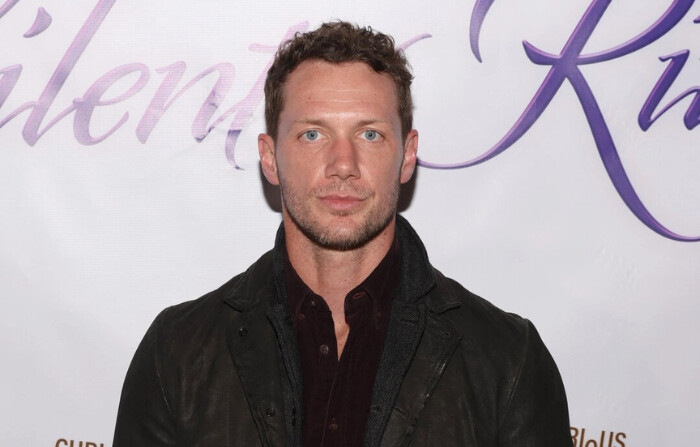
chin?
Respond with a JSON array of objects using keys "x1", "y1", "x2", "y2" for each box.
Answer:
[{"x1": 308, "y1": 216, "x2": 393, "y2": 251}]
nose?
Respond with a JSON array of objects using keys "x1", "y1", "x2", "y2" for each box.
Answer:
[{"x1": 324, "y1": 135, "x2": 360, "y2": 180}]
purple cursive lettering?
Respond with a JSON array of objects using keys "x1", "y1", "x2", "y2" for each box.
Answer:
[
  {"x1": 423, "y1": 0, "x2": 699, "y2": 241},
  {"x1": 0, "y1": 1, "x2": 307, "y2": 168}
]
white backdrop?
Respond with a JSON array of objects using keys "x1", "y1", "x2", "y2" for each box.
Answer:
[{"x1": 1, "y1": 1, "x2": 698, "y2": 446}]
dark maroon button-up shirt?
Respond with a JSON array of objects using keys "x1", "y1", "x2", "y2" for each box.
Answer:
[{"x1": 285, "y1": 238, "x2": 399, "y2": 447}]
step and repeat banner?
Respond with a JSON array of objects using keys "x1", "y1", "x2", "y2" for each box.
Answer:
[{"x1": 1, "y1": 0, "x2": 699, "y2": 445}]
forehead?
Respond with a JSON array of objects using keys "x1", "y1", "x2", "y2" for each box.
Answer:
[{"x1": 280, "y1": 60, "x2": 399, "y2": 118}]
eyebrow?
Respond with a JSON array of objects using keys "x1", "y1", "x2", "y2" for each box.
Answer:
[{"x1": 291, "y1": 118, "x2": 392, "y2": 127}]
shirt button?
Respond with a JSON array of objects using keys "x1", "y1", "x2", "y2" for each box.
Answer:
[
  {"x1": 297, "y1": 313, "x2": 306, "y2": 321},
  {"x1": 319, "y1": 344, "x2": 329, "y2": 355},
  {"x1": 309, "y1": 299, "x2": 318, "y2": 307},
  {"x1": 351, "y1": 291, "x2": 365, "y2": 299},
  {"x1": 328, "y1": 418, "x2": 339, "y2": 432}
]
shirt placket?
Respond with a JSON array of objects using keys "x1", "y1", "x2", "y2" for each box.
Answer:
[
  {"x1": 323, "y1": 289, "x2": 374, "y2": 445},
  {"x1": 305, "y1": 295, "x2": 342, "y2": 446}
]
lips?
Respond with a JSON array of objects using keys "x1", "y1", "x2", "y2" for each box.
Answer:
[{"x1": 318, "y1": 194, "x2": 366, "y2": 212}]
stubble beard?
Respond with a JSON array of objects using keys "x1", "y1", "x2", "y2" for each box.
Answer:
[{"x1": 279, "y1": 177, "x2": 399, "y2": 251}]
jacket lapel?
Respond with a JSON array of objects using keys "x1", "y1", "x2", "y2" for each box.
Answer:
[
  {"x1": 378, "y1": 312, "x2": 462, "y2": 447},
  {"x1": 364, "y1": 216, "x2": 463, "y2": 446},
  {"x1": 268, "y1": 302, "x2": 303, "y2": 446},
  {"x1": 226, "y1": 297, "x2": 289, "y2": 447},
  {"x1": 224, "y1": 246, "x2": 300, "y2": 447},
  {"x1": 363, "y1": 300, "x2": 426, "y2": 446}
]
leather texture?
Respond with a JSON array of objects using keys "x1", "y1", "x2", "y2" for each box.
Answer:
[{"x1": 113, "y1": 216, "x2": 573, "y2": 447}]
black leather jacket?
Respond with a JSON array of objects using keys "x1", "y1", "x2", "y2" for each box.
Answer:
[{"x1": 113, "y1": 216, "x2": 573, "y2": 446}]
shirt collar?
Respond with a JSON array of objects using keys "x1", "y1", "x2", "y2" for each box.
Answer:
[{"x1": 284, "y1": 236, "x2": 400, "y2": 322}]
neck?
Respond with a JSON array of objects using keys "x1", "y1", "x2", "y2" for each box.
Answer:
[{"x1": 284, "y1": 216, "x2": 396, "y2": 313}]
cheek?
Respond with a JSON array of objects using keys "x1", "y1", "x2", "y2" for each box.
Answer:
[
  {"x1": 380, "y1": 152, "x2": 406, "y2": 178},
  {"x1": 364, "y1": 158, "x2": 398, "y2": 185},
  {"x1": 371, "y1": 163, "x2": 402, "y2": 191},
  {"x1": 278, "y1": 158, "x2": 315, "y2": 191},
  {"x1": 277, "y1": 150, "x2": 305, "y2": 177}
]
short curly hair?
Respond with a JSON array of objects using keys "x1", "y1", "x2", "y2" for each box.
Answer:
[{"x1": 264, "y1": 21, "x2": 414, "y2": 141}]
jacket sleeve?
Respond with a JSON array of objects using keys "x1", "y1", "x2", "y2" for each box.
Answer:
[
  {"x1": 113, "y1": 309, "x2": 177, "y2": 447},
  {"x1": 498, "y1": 320, "x2": 573, "y2": 447}
]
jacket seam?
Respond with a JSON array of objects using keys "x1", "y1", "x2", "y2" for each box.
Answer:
[
  {"x1": 498, "y1": 318, "x2": 530, "y2": 432},
  {"x1": 154, "y1": 307, "x2": 176, "y2": 421}
]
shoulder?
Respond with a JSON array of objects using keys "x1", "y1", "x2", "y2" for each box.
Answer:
[
  {"x1": 427, "y1": 267, "x2": 554, "y2": 380},
  {"x1": 145, "y1": 250, "x2": 275, "y2": 355},
  {"x1": 411, "y1": 274, "x2": 571, "y2": 444},
  {"x1": 429, "y1": 268, "x2": 532, "y2": 341},
  {"x1": 425, "y1": 268, "x2": 569, "y2": 420}
]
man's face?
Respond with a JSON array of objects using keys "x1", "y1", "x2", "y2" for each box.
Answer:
[{"x1": 259, "y1": 60, "x2": 417, "y2": 251}]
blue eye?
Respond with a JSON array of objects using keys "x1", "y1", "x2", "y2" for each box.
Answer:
[
  {"x1": 363, "y1": 130, "x2": 379, "y2": 141},
  {"x1": 304, "y1": 130, "x2": 319, "y2": 141}
]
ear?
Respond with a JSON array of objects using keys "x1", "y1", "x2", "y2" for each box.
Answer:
[
  {"x1": 258, "y1": 133, "x2": 280, "y2": 186},
  {"x1": 400, "y1": 129, "x2": 418, "y2": 184}
]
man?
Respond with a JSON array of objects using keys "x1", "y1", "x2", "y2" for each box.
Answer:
[{"x1": 113, "y1": 21, "x2": 573, "y2": 446}]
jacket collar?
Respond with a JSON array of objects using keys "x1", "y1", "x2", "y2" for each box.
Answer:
[
  {"x1": 394, "y1": 214, "x2": 436, "y2": 304},
  {"x1": 223, "y1": 214, "x2": 459, "y2": 314}
]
